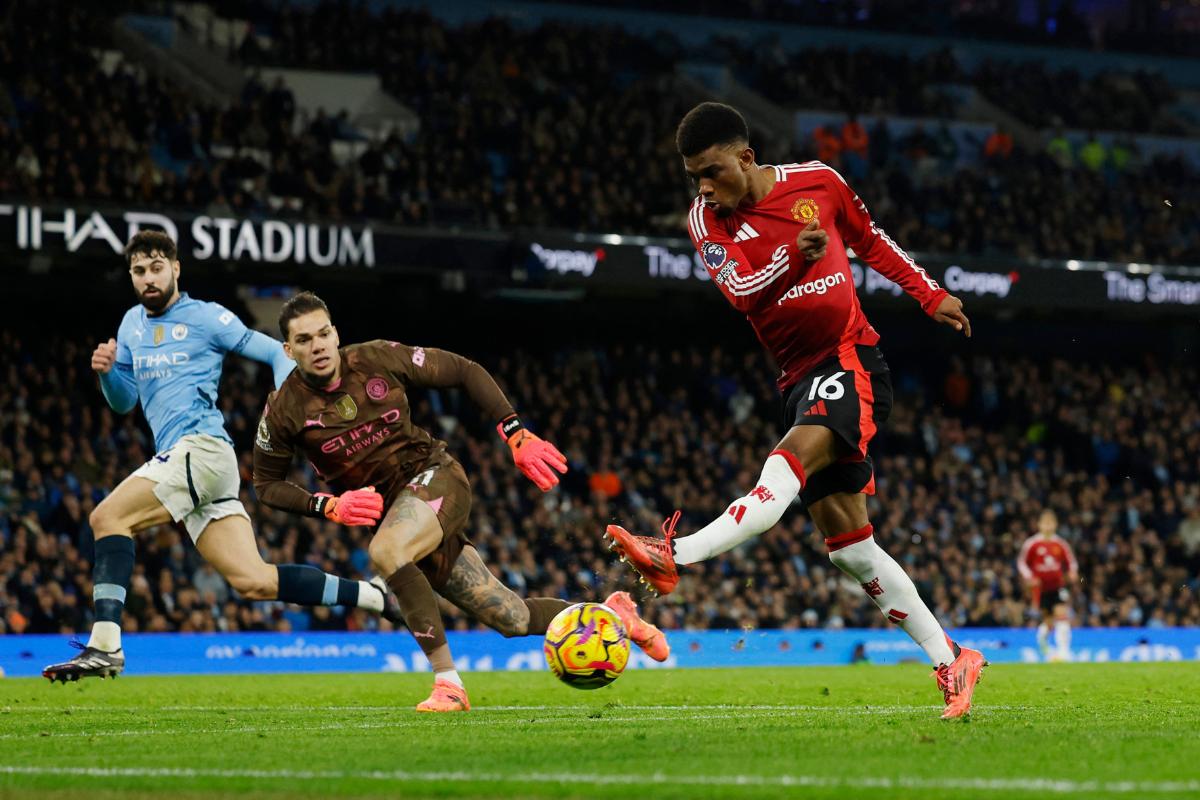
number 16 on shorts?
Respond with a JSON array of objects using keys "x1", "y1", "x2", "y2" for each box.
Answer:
[
  {"x1": 808, "y1": 372, "x2": 846, "y2": 401},
  {"x1": 783, "y1": 345, "x2": 893, "y2": 459}
]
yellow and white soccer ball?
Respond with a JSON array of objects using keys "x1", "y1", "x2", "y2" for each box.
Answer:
[{"x1": 543, "y1": 602, "x2": 630, "y2": 689}]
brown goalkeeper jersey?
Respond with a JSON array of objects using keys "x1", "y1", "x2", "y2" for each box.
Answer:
[{"x1": 252, "y1": 339, "x2": 515, "y2": 515}]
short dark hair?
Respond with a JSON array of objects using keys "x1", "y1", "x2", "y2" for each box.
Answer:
[
  {"x1": 124, "y1": 230, "x2": 177, "y2": 265},
  {"x1": 675, "y1": 102, "x2": 749, "y2": 157},
  {"x1": 279, "y1": 290, "x2": 331, "y2": 339}
]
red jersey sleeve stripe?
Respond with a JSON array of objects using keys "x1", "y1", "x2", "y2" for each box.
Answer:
[
  {"x1": 692, "y1": 197, "x2": 709, "y2": 241},
  {"x1": 778, "y1": 161, "x2": 849, "y2": 185},
  {"x1": 872, "y1": 223, "x2": 941, "y2": 293},
  {"x1": 726, "y1": 264, "x2": 790, "y2": 296},
  {"x1": 803, "y1": 158, "x2": 941, "y2": 299},
  {"x1": 723, "y1": 248, "x2": 791, "y2": 295}
]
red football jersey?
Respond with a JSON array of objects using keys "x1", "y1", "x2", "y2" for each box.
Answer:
[
  {"x1": 686, "y1": 161, "x2": 947, "y2": 390},
  {"x1": 1018, "y1": 534, "x2": 1078, "y2": 592}
]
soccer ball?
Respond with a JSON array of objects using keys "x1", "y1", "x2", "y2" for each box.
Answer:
[{"x1": 543, "y1": 602, "x2": 630, "y2": 689}]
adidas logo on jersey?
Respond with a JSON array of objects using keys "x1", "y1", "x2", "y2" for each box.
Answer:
[{"x1": 733, "y1": 223, "x2": 760, "y2": 242}]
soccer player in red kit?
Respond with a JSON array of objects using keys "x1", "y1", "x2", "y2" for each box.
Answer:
[
  {"x1": 1018, "y1": 509, "x2": 1078, "y2": 661},
  {"x1": 606, "y1": 102, "x2": 986, "y2": 719}
]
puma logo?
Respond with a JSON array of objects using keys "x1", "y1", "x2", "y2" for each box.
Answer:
[
  {"x1": 413, "y1": 626, "x2": 436, "y2": 639},
  {"x1": 304, "y1": 413, "x2": 326, "y2": 429}
]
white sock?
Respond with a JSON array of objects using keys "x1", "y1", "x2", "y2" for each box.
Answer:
[
  {"x1": 1054, "y1": 620, "x2": 1071, "y2": 660},
  {"x1": 87, "y1": 621, "x2": 122, "y2": 652},
  {"x1": 827, "y1": 531, "x2": 955, "y2": 666},
  {"x1": 358, "y1": 580, "x2": 384, "y2": 613},
  {"x1": 1037, "y1": 623, "x2": 1050, "y2": 651},
  {"x1": 673, "y1": 451, "x2": 804, "y2": 565},
  {"x1": 436, "y1": 669, "x2": 464, "y2": 688}
]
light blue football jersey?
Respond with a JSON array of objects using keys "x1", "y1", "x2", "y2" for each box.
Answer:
[{"x1": 109, "y1": 293, "x2": 287, "y2": 453}]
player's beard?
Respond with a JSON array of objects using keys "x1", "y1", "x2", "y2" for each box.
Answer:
[{"x1": 138, "y1": 274, "x2": 177, "y2": 314}]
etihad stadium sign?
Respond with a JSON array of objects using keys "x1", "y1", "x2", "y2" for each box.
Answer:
[{"x1": 0, "y1": 204, "x2": 375, "y2": 268}]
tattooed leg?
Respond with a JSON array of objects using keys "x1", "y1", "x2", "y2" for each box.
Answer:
[
  {"x1": 440, "y1": 546, "x2": 531, "y2": 637},
  {"x1": 441, "y1": 547, "x2": 572, "y2": 637}
]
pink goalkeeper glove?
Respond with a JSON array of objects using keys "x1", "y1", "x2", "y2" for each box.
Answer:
[
  {"x1": 498, "y1": 415, "x2": 568, "y2": 491},
  {"x1": 313, "y1": 486, "x2": 384, "y2": 526}
]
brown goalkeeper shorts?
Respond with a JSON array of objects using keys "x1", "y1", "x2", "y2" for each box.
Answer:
[{"x1": 382, "y1": 447, "x2": 472, "y2": 591}]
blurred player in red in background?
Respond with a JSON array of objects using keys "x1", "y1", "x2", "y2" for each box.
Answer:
[
  {"x1": 607, "y1": 102, "x2": 985, "y2": 719},
  {"x1": 1018, "y1": 509, "x2": 1079, "y2": 661},
  {"x1": 253, "y1": 292, "x2": 668, "y2": 713}
]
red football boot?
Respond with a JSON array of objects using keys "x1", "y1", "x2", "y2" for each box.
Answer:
[
  {"x1": 604, "y1": 511, "x2": 681, "y2": 596},
  {"x1": 604, "y1": 591, "x2": 670, "y2": 662},
  {"x1": 934, "y1": 641, "x2": 988, "y2": 720}
]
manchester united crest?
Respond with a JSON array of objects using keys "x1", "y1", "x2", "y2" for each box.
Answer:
[
  {"x1": 790, "y1": 198, "x2": 819, "y2": 224},
  {"x1": 334, "y1": 394, "x2": 358, "y2": 420}
]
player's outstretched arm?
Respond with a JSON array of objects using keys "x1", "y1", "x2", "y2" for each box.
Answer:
[
  {"x1": 829, "y1": 172, "x2": 958, "y2": 323},
  {"x1": 235, "y1": 329, "x2": 296, "y2": 388},
  {"x1": 93, "y1": 337, "x2": 138, "y2": 414},
  {"x1": 385, "y1": 342, "x2": 567, "y2": 491}
]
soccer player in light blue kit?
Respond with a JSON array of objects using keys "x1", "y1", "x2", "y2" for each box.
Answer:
[{"x1": 44, "y1": 231, "x2": 399, "y2": 681}]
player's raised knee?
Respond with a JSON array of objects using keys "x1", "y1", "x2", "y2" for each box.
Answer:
[
  {"x1": 229, "y1": 573, "x2": 276, "y2": 600},
  {"x1": 368, "y1": 535, "x2": 419, "y2": 576},
  {"x1": 89, "y1": 503, "x2": 125, "y2": 536}
]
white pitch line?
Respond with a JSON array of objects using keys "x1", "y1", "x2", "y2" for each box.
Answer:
[{"x1": 0, "y1": 765, "x2": 1197, "y2": 795}]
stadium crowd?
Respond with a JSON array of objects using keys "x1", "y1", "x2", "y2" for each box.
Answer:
[
  {"x1": 2, "y1": 1, "x2": 1198, "y2": 263},
  {"x1": 599, "y1": 0, "x2": 1200, "y2": 57},
  {"x1": 2, "y1": 327, "x2": 1197, "y2": 637}
]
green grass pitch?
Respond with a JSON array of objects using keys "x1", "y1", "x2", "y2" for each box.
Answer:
[{"x1": 0, "y1": 663, "x2": 1196, "y2": 799}]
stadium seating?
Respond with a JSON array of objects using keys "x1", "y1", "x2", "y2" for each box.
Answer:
[{"x1": 2, "y1": 1, "x2": 1198, "y2": 262}]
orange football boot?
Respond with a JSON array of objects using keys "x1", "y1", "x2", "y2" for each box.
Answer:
[
  {"x1": 604, "y1": 591, "x2": 670, "y2": 662},
  {"x1": 604, "y1": 511, "x2": 682, "y2": 596},
  {"x1": 934, "y1": 641, "x2": 988, "y2": 720},
  {"x1": 415, "y1": 679, "x2": 471, "y2": 712}
]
